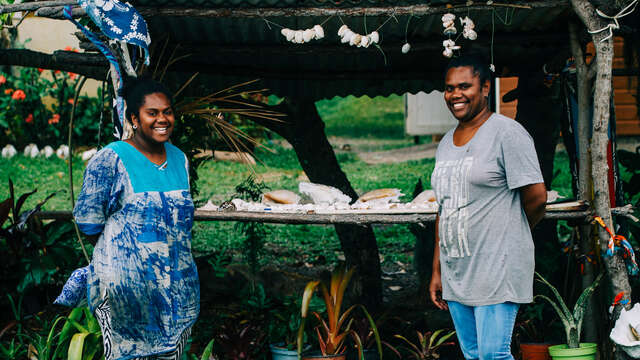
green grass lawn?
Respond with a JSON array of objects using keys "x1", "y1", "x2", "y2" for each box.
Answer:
[{"x1": 0, "y1": 95, "x2": 576, "y2": 266}]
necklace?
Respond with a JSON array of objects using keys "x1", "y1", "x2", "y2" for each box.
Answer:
[{"x1": 156, "y1": 160, "x2": 168, "y2": 171}]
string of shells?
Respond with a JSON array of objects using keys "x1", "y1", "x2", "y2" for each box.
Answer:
[
  {"x1": 280, "y1": 25, "x2": 325, "y2": 44},
  {"x1": 337, "y1": 25, "x2": 380, "y2": 48}
]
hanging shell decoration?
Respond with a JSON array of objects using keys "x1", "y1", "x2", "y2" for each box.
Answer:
[
  {"x1": 460, "y1": 16, "x2": 478, "y2": 40},
  {"x1": 338, "y1": 24, "x2": 380, "y2": 48},
  {"x1": 281, "y1": 24, "x2": 325, "y2": 44},
  {"x1": 442, "y1": 39, "x2": 461, "y2": 58},
  {"x1": 440, "y1": 13, "x2": 477, "y2": 58},
  {"x1": 401, "y1": 43, "x2": 411, "y2": 54}
]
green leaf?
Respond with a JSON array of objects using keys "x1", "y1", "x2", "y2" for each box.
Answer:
[
  {"x1": 68, "y1": 332, "x2": 90, "y2": 360},
  {"x1": 200, "y1": 339, "x2": 214, "y2": 360},
  {"x1": 434, "y1": 331, "x2": 456, "y2": 348},
  {"x1": 58, "y1": 307, "x2": 85, "y2": 347}
]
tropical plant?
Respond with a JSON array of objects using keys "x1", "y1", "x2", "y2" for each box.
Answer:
[
  {"x1": 212, "y1": 317, "x2": 267, "y2": 360},
  {"x1": 534, "y1": 271, "x2": 604, "y2": 348},
  {"x1": 0, "y1": 179, "x2": 83, "y2": 298},
  {"x1": 387, "y1": 329, "x2": 456, "y2": 360},
  {"x1": 23, "y1": 314, "x2": 67, "y2": 360},
  {"x1": 298, "y1": 266, "x2": 381, "y2": 360},
  {"x1": 62, "y1": 307, "x2": 103, "y2": 360},
  {"x1": 268, "y1": 295, "x2": 323, "y2": 352}
]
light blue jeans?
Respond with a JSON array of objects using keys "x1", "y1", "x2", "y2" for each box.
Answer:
[{"x1": 447, "y1": 301, "x2": 519, "y2": 360}]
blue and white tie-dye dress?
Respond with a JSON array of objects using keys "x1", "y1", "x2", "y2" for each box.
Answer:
[{"x1": 73, "y1": 141, "x2": 200, "y2": 359}]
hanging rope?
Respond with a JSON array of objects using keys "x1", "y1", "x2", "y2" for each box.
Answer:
[{"x1": 588, "y1": 0, "x2": 638, "y2": 42}]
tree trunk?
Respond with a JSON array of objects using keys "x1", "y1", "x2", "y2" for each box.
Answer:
[
  {"x1": 568, "y1": 21, "x2": 599, "y2": 344},
  {"x1": 570, "y1": 0, "x2": 633, "y2": 357},
  {"x1": 257, "y1": 97, "x2": 383, "y2": 311}
]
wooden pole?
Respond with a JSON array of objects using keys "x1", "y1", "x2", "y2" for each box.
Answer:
[
  {"x1": 568, "y1": 20, "x2": 598, "y2": 343},
  {"x1": 570, "y1": 0, "x2": 633, "y2": 357}
]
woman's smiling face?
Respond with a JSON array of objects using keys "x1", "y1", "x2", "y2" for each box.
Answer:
[
  {"x1": 131, "y1": 92, "x2": 175, "y2": 145},
  {"x1": 444, "y1": 65, "x2": 490, "y2": 123}
]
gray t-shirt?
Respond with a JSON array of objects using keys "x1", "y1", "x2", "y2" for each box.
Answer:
[{"x1": 431, "y1": 113, "x2": 544, "y2": 306}]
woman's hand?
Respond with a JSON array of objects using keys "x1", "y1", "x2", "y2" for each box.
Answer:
[{"x1": 429, "y1": 271, "x2": 448, "y2": 310}]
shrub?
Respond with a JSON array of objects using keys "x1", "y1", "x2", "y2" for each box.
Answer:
[{"x1": 0, "y1": 66, "x2": 111, "y2": 150}]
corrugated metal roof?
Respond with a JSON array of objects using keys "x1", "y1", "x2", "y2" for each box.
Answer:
[{"x1": 132, "y1": 1, "x2": 572, "y2": 99}]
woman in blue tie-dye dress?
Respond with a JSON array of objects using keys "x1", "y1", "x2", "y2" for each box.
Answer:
[{"x1": 58, "y1": 77, "x2": 199, "y2": 360}]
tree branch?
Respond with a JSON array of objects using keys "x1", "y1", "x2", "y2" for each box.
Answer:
[{"x1": 0, "y1": 48, "x2": 108, "y2": 79}]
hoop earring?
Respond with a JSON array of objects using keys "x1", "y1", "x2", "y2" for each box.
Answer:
[{"x1": 132, "y1": 124, "x2": 138, "y2": 130}]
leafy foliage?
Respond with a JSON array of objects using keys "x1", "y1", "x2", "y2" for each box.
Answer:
[
  {"x1": 387, "y1": 329, "x2": 456, "y2": 360},
  {"x1": 0, "y1": 67, "x2": 110, "y2": 149},
  {"x1": 0, "y1": 179, "x2": 82, "y2": 295}
]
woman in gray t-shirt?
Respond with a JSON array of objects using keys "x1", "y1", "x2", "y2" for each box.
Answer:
[{"x1": 429, "y1": 55, "x2": 546, "y2": 360}]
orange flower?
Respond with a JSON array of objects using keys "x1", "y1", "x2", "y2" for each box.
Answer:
[
  {"x1": 37, "y1": 68, "x2": 44, "y2": 73},
  {"x1": 0, "y1": 75, "x2": 6, "y2": 85},
  {"x1": 68, "y1": 72, "x2": 78, "y2": 80},
  {"x1": 48, "y1": 114, "x2": 60, "y2": 125},
  {"x1": 68, "y1": 98, "x2": 75, "y2": 105},
  {"x1": 54, "y1": 70, "x2": 61, "y2": 75},
  {"x1": 11, "y1": 89, "x2": 26, "y2": 101},
  {"x1": 25, "y1": 114, "x2": 34, "y2": 124},
  {"x1": 4, "y1": 88, "x2": 13, "y2": 95},
  {"x1": 64, "y1": 46, "x2": 79, "y2": 53}
]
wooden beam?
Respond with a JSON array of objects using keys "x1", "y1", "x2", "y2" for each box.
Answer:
[
  {"x1": 27, "y1": 1, "x2": 569, "y2": 19},
  {"x1": 0, "y1": 48, "x2": 108, "y2": 80},
  {"x1": 36, "y1": 208, "x2": 595, "y2": 224}
]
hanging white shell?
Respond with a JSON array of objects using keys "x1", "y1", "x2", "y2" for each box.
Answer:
[
  {"x1": 463, "y1": 29, "x2": 478, "y2": 40},
  {"x1": 443, "y1": 48, "x2": 454, "y2": 58},
  {"x1": 294, "y1": 30, "x2": 304, "y2": 43},
  {"x1": 313, "y1": 25, "x2": 324, "y2": 39},
  {"x1": 351, "y1": 34, "x2": 362, "y2": 46},
  {"x1": 442, "y1": 13, "x2": 456, "y2": 24},
  {"x1": 341, "y1": 29, "x2": 354, "y2": 43},
  {"x1": 338, "y1": 24, "x2": 349, "y2": 37},
  {"x1": 360, "y1": 35, "x2": 370, "y2": 48},
  {"x1": 443, "y1": 26, "x2": 457, "y2": 36},
  {"x1": 369, "y1": 31, "x2": 379, "y2": 44},
  {"x1": 303, "y1": 29, "x2": 315, "y2": 42},
  {"x1": 402, "y1": 43, "x2": 411, "y2": 54}
]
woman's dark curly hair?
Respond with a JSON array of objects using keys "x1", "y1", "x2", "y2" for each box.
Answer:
[{"x1": 121, "y1": 75, "x2": 173, "y2": 123}]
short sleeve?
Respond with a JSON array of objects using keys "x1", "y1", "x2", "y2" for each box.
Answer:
[
  {"x1": 500, "y1": 123, "x2": 544, "y2": 190},
  {"x1": 73, "y1": 148, "x2": 119, "y2": 235}
]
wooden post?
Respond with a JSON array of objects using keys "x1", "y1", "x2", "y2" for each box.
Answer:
[
  {"x1": 568, "y1": 20, "x2": 598, "y2": 343},
  {"x1": 570, "y1": 0, "x2": 633, "y2": 357}
]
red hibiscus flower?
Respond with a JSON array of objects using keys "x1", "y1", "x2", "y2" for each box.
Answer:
[
  {"x1": 11, "y1": 89, "x2": 26, "y2": 101},
  {"x1": 25, "y1": 114, "x2": 34, "y2": 124},
  {"x1": 0, "y1": 75, "x2": 6, "y2": 85}
]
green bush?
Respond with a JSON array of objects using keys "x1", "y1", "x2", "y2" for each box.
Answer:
[{"x1": 0, "y1": 66, "x2": 111, "y2": 150}]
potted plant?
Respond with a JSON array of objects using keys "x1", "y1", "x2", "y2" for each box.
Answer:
[
  {"x1": 514, "y1": 302, "x2": 552, "y2": 360},
  {"x1": 348, "y1": 316, "x2": 388, "y2": 360},
  {"x1": 298, "y1": 266, "x2": 382, "y2": 360},
  {"x1": 269, "y1": 296, "x2": 315, "y2": 360},
  {"x1": 534, "y1": 271, "x2": 604, "y2": 359},
  {"x1": 386, "y1": 329, "x2": 456, "y2": 359}
]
